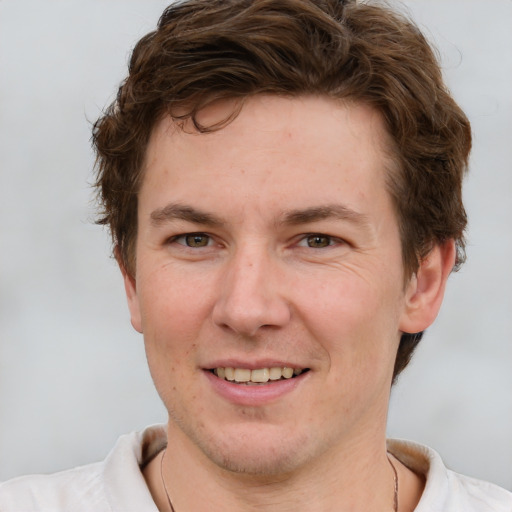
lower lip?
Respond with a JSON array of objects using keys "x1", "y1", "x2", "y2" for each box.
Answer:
[{"x1": 204, "y1": 370, "x2": 308, "y2": 406}]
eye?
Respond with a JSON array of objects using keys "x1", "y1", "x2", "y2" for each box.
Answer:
[
  {"x1": 172, "y1": 233, "x2": 212, "y2": 248},
  {"x1": 298, "y1": 234, "x2": 340, "y2": 248}
]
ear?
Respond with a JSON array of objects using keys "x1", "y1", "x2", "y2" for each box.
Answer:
[
  {"x1": 115, "y1": 248, "x2": 143, "y2": 334},
  {"x1": 399, "y1": 240, "x2": 456, "y2": 334}
]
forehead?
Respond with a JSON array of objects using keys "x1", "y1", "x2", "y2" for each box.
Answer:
[{"x1": 141, "y1": 95, "x2": 394, "y2": 219}]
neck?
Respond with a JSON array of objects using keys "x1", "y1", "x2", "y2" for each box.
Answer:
[{"x1": 149, "y1": 425, "x2": 398, "y2": 512}]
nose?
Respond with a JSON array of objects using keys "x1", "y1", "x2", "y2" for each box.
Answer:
[{"x1": 212, "y1": 245, "x2": 291, "y2": 337}]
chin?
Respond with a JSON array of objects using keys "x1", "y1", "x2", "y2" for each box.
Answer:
[
  {"x1": 190, "y1": 423, "x2": 319, "y2": 476},
  {"x1": 206, "y1": 443, "x2": 312, "y2": 476}
]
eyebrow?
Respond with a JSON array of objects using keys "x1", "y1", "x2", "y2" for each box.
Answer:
[
  {"x1": 150, "y1": 203, "x2": 225, "y2": 227},
  {"x1": 149, "y1": 202, "x2": 369, "y2": 230},
  {"x1": 281, "y1": 204, "x2": 370, "y2": 228}
]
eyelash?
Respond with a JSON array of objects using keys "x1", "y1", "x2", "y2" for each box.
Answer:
[
  {"x1": 169, "y1": 232, "x2": 214, "y2": 248},
  {"x1": 168, "y1": 232, "x2": 344, "y2": 250},
  {"x1": 297, "y1": 234, "x2": 344, "y2": 249}
]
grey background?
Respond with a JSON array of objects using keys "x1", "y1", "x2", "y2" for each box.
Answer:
[{"x1": 1, "y1": 0, "x2": 511, "y2": 490}]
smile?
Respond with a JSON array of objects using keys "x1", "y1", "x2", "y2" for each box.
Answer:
[{"x1": 212, "y1": 367, "x2": 308, "y2": 384}]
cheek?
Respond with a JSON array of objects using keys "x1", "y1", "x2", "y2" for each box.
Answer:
[
  {"x1": 138, "y1": 264, "x2": 215, "y2": 339},
  {"x1": 295, "y1": 272, "x2": 380, "y2": 328},
  {"x1": 139, "y1": 269, "x2": 207, "y2": 398},
  {"x1": 136, "y1": 277, "x2": 213, "y2": 400},
  {"x1": 295, "y1": 269, "x2": 402, "y2": 360}
]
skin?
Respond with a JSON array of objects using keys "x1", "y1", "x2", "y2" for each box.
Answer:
[{"x1": 122, "y1": 95, "x2": 454, "y2": 511}]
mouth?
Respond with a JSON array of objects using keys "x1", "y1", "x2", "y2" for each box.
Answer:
[{"x1": 209, "y1": 367, "x2": 310, "y2": 385}]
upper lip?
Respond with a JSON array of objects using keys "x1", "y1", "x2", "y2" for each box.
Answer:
[{"x1": 204, "y1": 360, "x2": 306, "y2": 370}]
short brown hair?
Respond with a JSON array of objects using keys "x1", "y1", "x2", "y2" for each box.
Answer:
[{"x1": 93, "y1": 0, "x2": 471, "y2": 381}]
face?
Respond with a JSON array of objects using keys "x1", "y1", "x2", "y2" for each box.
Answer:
[{"x1": 124, "y1": 96, "x2": 423, "y2": 476}]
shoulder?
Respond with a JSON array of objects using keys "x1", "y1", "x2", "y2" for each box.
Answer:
[
  {"x1": 0, "y1": 462, "x2": 107, "y2": 511},
  {"x1": 0, "y1": 425, "x2": 166, "y2": 511},
  {"x1": 388, "y1": 439, "x2": 512, "y2": 512},
  {"x1": 450, "y1": 472, "x2": 512, "y2": 511}
]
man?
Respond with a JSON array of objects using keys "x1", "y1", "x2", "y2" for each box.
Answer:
[{"x1": 1, "y1": 0, "x2": 511, "y2": 510}]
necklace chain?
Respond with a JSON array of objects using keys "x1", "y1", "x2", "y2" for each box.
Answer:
[
  {"x1": 388, "y1": 454, "x2": 399, "y2": 512},
  {"x1": 160, "y1": 449, "x2": 176, "y2": 512},
  {"x1": 160, "y1": 449, "x2": 398, "y2": 512}
]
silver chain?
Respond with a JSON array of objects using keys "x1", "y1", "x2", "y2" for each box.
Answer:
[{"x1": 160, "y1": 449, "x2": 398, "y2": 512}]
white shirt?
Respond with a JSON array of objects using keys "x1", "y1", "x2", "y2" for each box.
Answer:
[{"x1": 1, "y1": 425, "x2": 511, "y2": 511}]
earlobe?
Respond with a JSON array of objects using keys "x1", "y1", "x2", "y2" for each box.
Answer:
[
  {"x1": 399, "y1": 240, "x2": 456, "y2": 334},
  {"x1": 116, "y1": 249, "x2": 143, "y2": 334}
]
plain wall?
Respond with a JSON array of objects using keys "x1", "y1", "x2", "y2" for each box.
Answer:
[{"x1": 1, "y1": 0, "x2": 511, "y2": 489}]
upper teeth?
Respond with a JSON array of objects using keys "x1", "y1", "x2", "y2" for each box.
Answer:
[{"x1": 214, "y1": 367, "x2": 303, "y2": 383}]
